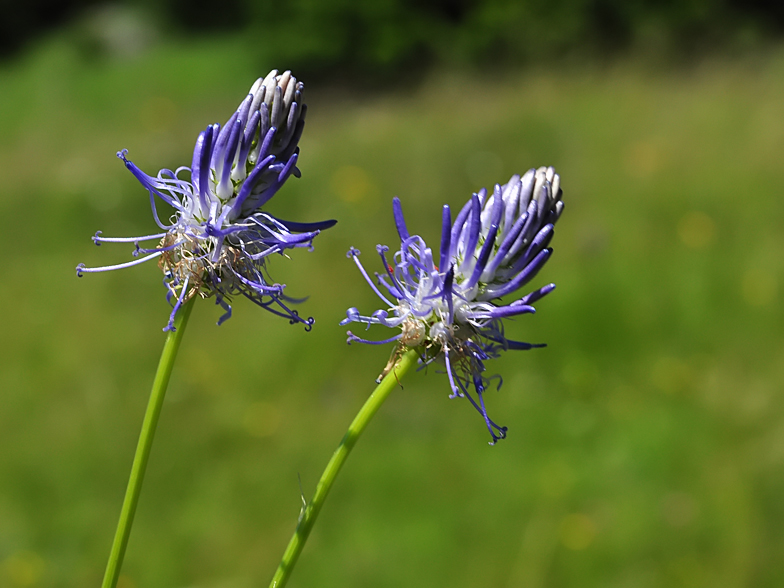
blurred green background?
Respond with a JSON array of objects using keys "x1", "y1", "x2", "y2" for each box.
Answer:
[{"x1": 2, "y1": 1, "x2": 784, "y2": 587}]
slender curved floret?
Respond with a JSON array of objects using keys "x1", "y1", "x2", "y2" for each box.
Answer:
[
  {"x1": 341, "y1": 168, "x2": 563, "y2": 443},
  {"x1": 77, "y1": 70, "x2": 336, "y2": 331}
]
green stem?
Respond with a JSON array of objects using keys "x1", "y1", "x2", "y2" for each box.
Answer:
[
  {"x1": 101, "y1": 297, "x2": 196, "y2": 588},
  {"x1": 269, "y1": 347, "x2": 420, "y2": 588}
]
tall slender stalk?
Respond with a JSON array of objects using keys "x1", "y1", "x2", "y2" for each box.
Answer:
[
  {"x1": 269, "y1": 348, "x2": 420, "y2": 588},
  {"x1": 101, "y1": 297, "x2": 196, "y2": 588}
]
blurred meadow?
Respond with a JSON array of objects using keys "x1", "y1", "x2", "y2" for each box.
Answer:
[{"x1": 2, "y1": 3, "x2": 784, "y2": 588}]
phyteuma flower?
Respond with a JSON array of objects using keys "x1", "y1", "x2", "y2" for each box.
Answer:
[
  {"x1": 77, "y1": 70, "x2": 336, "y2": 331},
  {"x1": 341, "y1": 167, "x2": 563, "y2": 443}
]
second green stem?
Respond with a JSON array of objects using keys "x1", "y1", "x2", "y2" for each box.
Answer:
[{"x1": 269, "y1": 347, "x2": 420, "y2": 588}]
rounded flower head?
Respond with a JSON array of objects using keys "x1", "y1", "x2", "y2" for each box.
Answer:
[
  {"x1": 342, "y1": 168, "x2": 563, "y2": 443},
  {"x1": 77, "y1": 70, "x2": 335, "y2": 331}
]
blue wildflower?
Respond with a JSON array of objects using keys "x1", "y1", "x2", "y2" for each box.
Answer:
[
  {"x1": 342, "y1": 167, "x2": 563, "y2": 443},
  {"x1": 77, "y1": 70, "x2": 336, "y2": 331}
]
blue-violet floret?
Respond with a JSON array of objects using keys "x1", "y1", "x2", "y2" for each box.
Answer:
[
  {"x1": 341, "y1": 167, "x2": 563, "y2": 443},
  {"x1": 77, "y1": 70, "x2": 336, "y2": 331}
]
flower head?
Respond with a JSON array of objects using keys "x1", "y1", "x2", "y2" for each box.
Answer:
[
  {"x1": 77, "y1": 70, "x2": 336, "y2": 331},
  {"x1": 342, "y1": 168, "x2": 563, "y2": 443}
]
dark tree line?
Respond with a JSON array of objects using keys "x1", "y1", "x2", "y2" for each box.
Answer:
[{"x1": 4, "y1": 0, "x2": 784, "y2": 73}]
